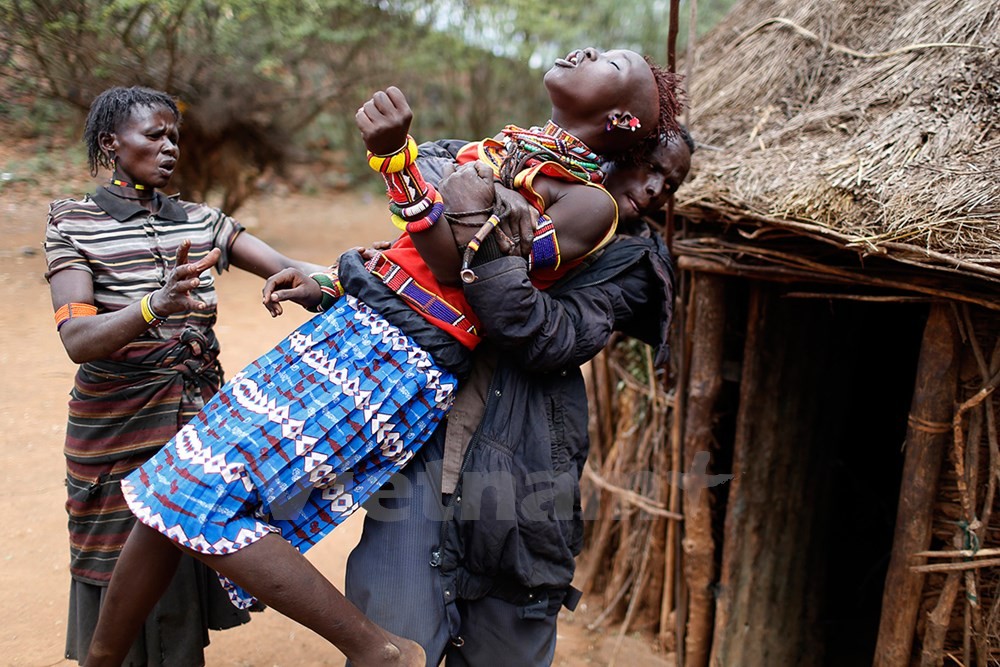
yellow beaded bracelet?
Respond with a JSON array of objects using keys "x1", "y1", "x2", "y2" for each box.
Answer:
[
  {"x1": 366, "y1": 135, "x2": 418, "y2": 174},
  {"x1": 140, "y1": 293, "x2": 164, "y2": 326}
]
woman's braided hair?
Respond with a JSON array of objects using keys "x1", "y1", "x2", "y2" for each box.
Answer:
[{"x1": 84, "y1": 86, "x2": 180, "y2": 176}]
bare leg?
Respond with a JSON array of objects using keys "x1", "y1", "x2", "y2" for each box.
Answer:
[
  {"x1": 84, "y1": 521, "x2": 183, "y2": 666},
  {"x1": 195, "y1": 533, "x2": 424, "y2": 667},
  {"x1": 86, "y1": 525, "x2": 422, "y2": 666}
]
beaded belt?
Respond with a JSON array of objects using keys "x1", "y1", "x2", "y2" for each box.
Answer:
[{"x1": 365, "y1": 253, "x2": 478, "y2": 336}]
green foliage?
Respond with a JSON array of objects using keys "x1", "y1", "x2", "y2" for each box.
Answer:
[
  {"x1": 395, "y1": 0, "x2": 738, "y2": 70},
  {"x1": 0, "y1": 0, "x2": 738, "y2": 212},
  {"x1": 404, "y1": 0, "x2": 673, "y2": 67}
]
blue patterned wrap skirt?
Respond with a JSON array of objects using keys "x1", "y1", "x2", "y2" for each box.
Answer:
[{"x1": 122, "y1": 295, "x2": 457, "y2": 608}]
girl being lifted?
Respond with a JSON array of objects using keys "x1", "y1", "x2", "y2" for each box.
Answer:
[{"x1": 84, "y1": 47, "x2": 681, "y2": 667}]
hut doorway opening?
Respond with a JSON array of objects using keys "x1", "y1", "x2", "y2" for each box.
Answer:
[
  {"x1": 712, "y1": 284, "x2": 927, "y2": 666},
  {"x1": 815, "y1": 298, "x2": 927, "y2": 665}
]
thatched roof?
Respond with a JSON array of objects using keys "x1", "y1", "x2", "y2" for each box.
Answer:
[{"x1": 677, "y1": 0, "x2": 1000, "y2": 285}]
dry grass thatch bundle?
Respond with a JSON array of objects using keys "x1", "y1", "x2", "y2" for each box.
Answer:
[{"x1": 679, "y1": 0, "x2": 1000, "y2": 277}]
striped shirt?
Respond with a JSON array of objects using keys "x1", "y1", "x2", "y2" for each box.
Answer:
[
  {"x1": 45, "y1": 187, "x2": 244, "y2": 462},
  {"x1": 45, "y1": 187, "x2": 243, "y2": 339},
  {"x1": 45, "y1": 188, "x2": 243, "y2": 581}
]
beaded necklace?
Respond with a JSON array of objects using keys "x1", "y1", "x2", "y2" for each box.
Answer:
[
  {"x1": 106, "y1": 181, "x2": 156, "y2": 202},
  {"x1": 110, "y1": 178, "x2": 148, "y2": 190},
  {"x1": 499, "y1": 121, "x2": 604, "y2": 186}
]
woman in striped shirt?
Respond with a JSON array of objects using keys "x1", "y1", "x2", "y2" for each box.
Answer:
[{"x1": 45, "y1": 86, "x2": 326, "y2": 667}]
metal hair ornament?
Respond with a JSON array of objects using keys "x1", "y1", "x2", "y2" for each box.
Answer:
[{"x1": 606, "y1": 111, "x2": 642, "y2": 132}]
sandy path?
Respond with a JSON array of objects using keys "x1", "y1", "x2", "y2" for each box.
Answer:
[{"x1": 0, "y1": 187, "x2": 669, "y2": 666}]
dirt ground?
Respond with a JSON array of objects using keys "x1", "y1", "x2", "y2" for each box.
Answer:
[{"x1": 0, "y1": 158, "x2": 673, "y2": 666}]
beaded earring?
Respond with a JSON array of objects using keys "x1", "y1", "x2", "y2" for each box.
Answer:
[{"x1": 606, "y1": 111, "x2": 642, "y2": 132}]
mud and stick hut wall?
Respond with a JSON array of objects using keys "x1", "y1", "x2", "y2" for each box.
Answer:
[{"x1": 579, "y1": 0, "x2": 999, "y2": 665}]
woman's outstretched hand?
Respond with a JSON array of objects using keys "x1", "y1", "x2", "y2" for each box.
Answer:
[
  {"x1": 262, "y1": 268, "x2": 321, "y2": 317},
  {"x1": 262, "y1": 243, "x2": 392, "y2": 317},
  {"x1": 150, "y1": 239, "x2": 221, "y2": 316},
  {"x1": 355, "y1": 86, "x2": 412, "y2": 156}
]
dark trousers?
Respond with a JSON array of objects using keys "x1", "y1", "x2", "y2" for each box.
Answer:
[{"x1": 344, "y1": 434, "x2": 558, "y2": 666}]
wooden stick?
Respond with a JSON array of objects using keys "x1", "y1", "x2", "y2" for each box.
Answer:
[
  {"x1": 873, "y1": 304, "x2": 960, "y2": 667},
  {"x1": 677, "y1": 251, "x2": 1000, "y2": 311},
  {"x1": 963, "y1": 592, "x2": 971, "y2": 666},
  {"x1": 967, "y1": 570, "x2": 988, "y2": 666},
  {"x1": 708, "y1": 286, "x2": 761, "y2": 666},
  {"x1": 950, "y1": 366, "x2": 1000, "y2": 528},
  {"x1": 914, "y1": 547, "x2": 1000, "y2": 559},
  {"x1": 920, "y1": 572, "x2": 961, "y2": 667},
  {"x1": 683, "y1": 0, "x2": 697, "y2": 129},
  {"x1": 581, "y1": 463, "x2": 684, "y2": 520},
  {"x1": 675, "y1": 537, "x2": 688, "y2": 667},
  {"x1": 909, "y1": 557, "x2": 1000, "y2": 573},
  {"x1": 681, "y1": 273, "x2": 726, "y2": 667},
  {"x1": 980, "y1": 394, "x2": 998, "y2": 543},
  {"x1": 606, "y1": 507, "x2": 637, "y2": 621},
  {"x1": 945, "y1": 653, "x2": 968, "y2": 667},
  {"x1": 589, "y1": 358, "x2": 606, "y2": 455},
  {"x1": 661, "y1": 264, "x2": 693, "y2": 649},
  {"x1": 676, "y1": 202, "x2": 1000, "y2": 283},
  {"x1": 983, "y1": 341, "x2": 1000, "y2": 542},
  {"x1": 783, "y1": 292, "x2": 937, "y2": 303},
  {"x1": 643, "y1": 345, "x2": 671, "y2": 629},
  {"x1": 609, "y1": 522, "x2": 656, "y2": 667},
  {"x1": 955, "y1": 306, "x2": 990, "y2": 667},
  {"x1": 666, "y1": 0, "x2": 680, "y2": 70},
  {"x1": 587, "y1": 572, "x2": 635, "y2": 631},
  {"x1": 598, "y1": 349, "x2": 616, "y2": 458},
  {"x1": 577, "y1": 354, "x2": 626, "y2": 596}
]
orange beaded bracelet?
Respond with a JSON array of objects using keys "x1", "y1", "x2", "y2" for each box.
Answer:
[{"x1": 54, "y1": 302, "x2": 98, "y2": 331}]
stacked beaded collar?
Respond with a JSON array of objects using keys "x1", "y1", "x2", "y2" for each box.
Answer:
[{"x1": 499, "y1": 121, "x2": 604, "y2": 187}]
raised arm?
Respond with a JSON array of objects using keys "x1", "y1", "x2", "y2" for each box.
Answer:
[{"x1": 355, "y1": 87, "x2": 462, "y2": 283}]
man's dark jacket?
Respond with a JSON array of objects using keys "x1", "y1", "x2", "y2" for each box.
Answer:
[
  {"x1": 338, "y1": 139, "x2": 674, "y2": 608},
  {"x1": 439, "y1": 233, "x2": 674, "y2": 606}
]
